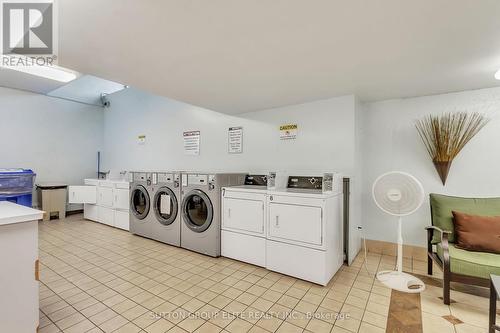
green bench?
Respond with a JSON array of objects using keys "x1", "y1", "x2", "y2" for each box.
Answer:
[{"x1": 426, "y1": 194, "x2": 500, "y2": 304}]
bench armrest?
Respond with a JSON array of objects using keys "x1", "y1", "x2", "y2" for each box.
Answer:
[
  {"x1": 425, "y1": 226, "x2": 450, "y2": 265},
  {"x1": 425, "y1": 226, "x2": 452, "y2": 238}
]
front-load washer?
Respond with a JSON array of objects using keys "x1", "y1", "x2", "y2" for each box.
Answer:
[
  {"x1": 180, "y1": 173, "x2": 246, "y2": 257},
  {"x1": 129, "y1": 172, "x2": 153, "y2": 238},
  {"x1": 150, "y1": 172, "x2": 181, "y2": 246}
]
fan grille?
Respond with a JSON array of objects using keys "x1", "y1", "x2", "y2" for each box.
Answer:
[{"x1": 372, "y1": 172, "x2": 424, "y2": 216}]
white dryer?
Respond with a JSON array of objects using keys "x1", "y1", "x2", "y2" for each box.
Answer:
[
  {"x1": 129, "y1": 172, "x2": 153, "y2": 239},
  {"x1": 266, "y1": 175, "x2": 344, "y2": 286},
  {"x1": 180, "y1": 173, "x2": 246, "y2": 257},
  {"x1": 221, "y1": 175, "x2": 268, "y2": 267},
  {"x1": 150, "y1": 172, "x2": 181, "y2": 246}
]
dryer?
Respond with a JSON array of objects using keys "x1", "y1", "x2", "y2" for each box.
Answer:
[
  {"x1": 180, "y1": 173, "x2": 246, "y2": 257},
  {"x1": 150, "y1": 172, "x2": 181, "y2": 246},
  {"x1": 129, "y1": 172, "x2": 153, "y2": 238},
  {"x1": 266, "y1": 175, "x2": 344, "y2": 285}
]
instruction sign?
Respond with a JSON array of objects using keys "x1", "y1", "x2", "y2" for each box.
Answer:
[
  {"x1": 228, "y1": 127, "x2": 243, "y2": 154},
  {"x1": 183, "y1": 131, "x2": 200, "y2": 155},
  {"x1": 279, "y1": 124, "x2": 298, "y2": 140}
]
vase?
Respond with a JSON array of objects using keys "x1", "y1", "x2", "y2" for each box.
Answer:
[{"x1": 433, "y1": 160, "x2": 452, "y2": 185}]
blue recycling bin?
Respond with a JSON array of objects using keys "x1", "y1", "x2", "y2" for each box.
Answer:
[{"x1": 0, "y1": 169, "x2": 36, "y2": 207}]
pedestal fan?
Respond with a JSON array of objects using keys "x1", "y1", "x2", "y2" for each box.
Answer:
[{"x1": 372, "y1": 171, "x2": 426, "y2": 293}]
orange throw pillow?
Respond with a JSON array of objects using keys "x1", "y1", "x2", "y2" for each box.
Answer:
[{"x1": 452, "y1": 211, "x2": 500, "y2": 254}]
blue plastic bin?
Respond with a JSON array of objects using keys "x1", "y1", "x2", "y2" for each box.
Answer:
[{"x1": 0, "y1": 169, "x2": 36, "y2": 207}]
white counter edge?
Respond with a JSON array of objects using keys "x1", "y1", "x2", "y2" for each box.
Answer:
[{"x1": 0, "y1": 202, "x2": 44, "y2": 226}]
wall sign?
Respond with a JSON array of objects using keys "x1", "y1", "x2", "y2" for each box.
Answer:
[
  {"x1": 228, "y1": 126, "x2": 243, "y2": 154},
  {"x1": 279, "y1": 124, "x2": 298, "y2": 140},
  {"x1": 183, "y1": 131, "x2": 200, "y2": 155}
]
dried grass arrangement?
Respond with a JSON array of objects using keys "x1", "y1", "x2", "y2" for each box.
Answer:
[{"x1": 415, "y1": 112, "x2": 489, "y2": 185}]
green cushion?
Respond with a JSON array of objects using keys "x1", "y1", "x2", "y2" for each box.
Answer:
[
  {"x1": 430, "y1": 193, "x2": 500, "y2": 243},
  {"x1": 437, "y1": 243, "x2": 500, "y2": 279}
]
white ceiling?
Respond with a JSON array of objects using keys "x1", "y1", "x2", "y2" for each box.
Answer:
[{"x1": 57, "y1": 0, "x2": 500, "y2": 114}]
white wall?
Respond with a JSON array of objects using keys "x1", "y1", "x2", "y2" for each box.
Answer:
[
  {"x1": 362, "y1": 87, "x2": 500, "y2": 246},
  {"x1": 103, "y1": 88, "x2": 358, "y2": 176},
  {"x1": 0, "y1": 87, "x2": 104, "y2": 208}
]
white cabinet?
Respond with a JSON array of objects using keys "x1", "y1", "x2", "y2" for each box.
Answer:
[
  {"x1": 98, "y1": 206, "x2": 114, "y2": 226},
  {"x1": 114, "y1": 189, "x2": 129, "y2": 210},
  {"x1": 97, "y1": 186, "x2": 114, "y2": 207},
  {"x1": 0, "y1": 203, "x2": 43, "y2": 333},
  {"x1": 70, "y1": 179, "x2": 130, "y2": 231},
  {"x1": 68, "y1": 186, "x2": 96, "y2": 204},
  {"x1": 114, "y1": 210, "x2": 129, "y2": 230},
  {"x1": 83, "y1": 204, "x2": 98, "y2": 221}
]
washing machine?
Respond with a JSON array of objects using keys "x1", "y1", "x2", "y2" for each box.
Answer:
[
  {"x1": 180, "y1": 173, "x2": 246, "y2": 257},
  {"x1": 129, "y1": 172, "x2": 153, "y2": 238},
  {"x1": 150, "y1": 172, "x2": 181, "y2": 246}
]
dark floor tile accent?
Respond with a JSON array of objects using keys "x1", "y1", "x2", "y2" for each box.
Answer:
[
  {"x1": 386, "y1": 290, "x2": 422, "y2": 333},
  {"x1": 442, "y1": 315, "x2": 463, "y2": 325}
]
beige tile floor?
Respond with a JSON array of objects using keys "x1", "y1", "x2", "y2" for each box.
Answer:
[{"x1": 38, "y1": 214, "x2": 497, "y2": 333}]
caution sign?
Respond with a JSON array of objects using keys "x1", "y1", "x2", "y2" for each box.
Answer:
[{"x1": 279, "y1": 124, "x2": 298, "y2": 140}]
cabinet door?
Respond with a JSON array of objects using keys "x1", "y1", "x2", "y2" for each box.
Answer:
[
  {"x1": 114, "y1": 210, "x2": 129, "y2": 230},
  {"x1": 268, "y1": 203, "x2": 323, "y2": 246},
  {"x1": 223, "y1": 198, "x2": 264, "y2": 234},
  {"x1": 83, "y1": 204, "x2": 98, "y2": 221},
  {"x1": 114, "y1": 189, "x2": 129, "y2": 210},
  {"x1": 97, "y1": 187, "x2": 113, "y2": 207},
  {"x1": 68, "y1": 186, "x2": 96, "y2": 204},
  {"x1": 98, "y1": 206, "x2": 114, "y2": 226}
]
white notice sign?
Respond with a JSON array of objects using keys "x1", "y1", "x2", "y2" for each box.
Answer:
[
  {"x1": 160, "y1": 194, "x2": 171, "y2": 215},
  {"x1": 183, "y1": 131, "x2": 200, "y2": 155},
  {"x1": 228, "y1": 127, "x2": 243, "y2": 154}
]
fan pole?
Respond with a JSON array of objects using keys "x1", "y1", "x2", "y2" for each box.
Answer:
[{"x1": 397, "y1": 216, "x2": 403, "y2": 273}]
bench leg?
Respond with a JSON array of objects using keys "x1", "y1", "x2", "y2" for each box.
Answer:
[
  {"x1": 443, "y1": 267, "x2": 451, "y2": 305},
  {"x1": 490, "y1": 279, "x2": 497, "y2": 333}
]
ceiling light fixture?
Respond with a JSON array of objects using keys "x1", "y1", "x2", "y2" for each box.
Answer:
[
  {"x1": 0, "y1": 55, "x2": 78, "y2": 83},
  {"x1": 495, "y1": 69, "x2": 500, "y2": 80}
]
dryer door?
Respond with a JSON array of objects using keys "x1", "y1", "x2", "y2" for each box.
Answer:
[
  {"x1": 153, "y1": 186, "x2": 178, "y2": 226},
  {"x1": 130, "y1": 185, "x2": 150, "y2": 220},
  {"x1": 182, "y1": 189, "x2": 213, "y2": 232}
]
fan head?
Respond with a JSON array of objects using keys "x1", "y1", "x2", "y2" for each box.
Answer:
[{"x1": 372, "y1": 171, "x2": 424, "y2": 216}]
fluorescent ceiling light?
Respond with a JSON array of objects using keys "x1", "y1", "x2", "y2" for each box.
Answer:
[
  {"x1": 495, "y1": 69, "x2": 500, "y2": 80},
  {"x1": 0, "y1": 55, "x2": 78, "y2": 83}
]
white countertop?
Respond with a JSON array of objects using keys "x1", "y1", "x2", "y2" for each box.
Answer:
[
  {"x1": 0, "y1": 202, "x2": 44, "y2": 226},
  {"x1": 224, "y1": 185, "x2": 341, "y2": 198},
  {"x1": 85, "y1": 178, "x2": 129, "y2": 184}
]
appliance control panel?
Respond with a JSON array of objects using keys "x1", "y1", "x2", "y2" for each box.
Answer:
[
  {"x1": 208, "y1": 174, "x2": 216, "y2": 190},
  {"x1": 287, "y1": 176, "x2": 323, "y2": 190},
  {"x1": 133, "y1": 172, "x2": 150, "y2": 182},
  {"x1": 245, "y1": 174, "x2": 267, "y2": 186},
  {"x1": 187, "y1": 174, "x2": 208, "y2": 185},
  {"x1": 157, "y1": 173, "x2": 176, "y2": 184}
]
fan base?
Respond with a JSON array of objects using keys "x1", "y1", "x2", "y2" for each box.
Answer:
[{"x1": 376, "y1": 271, "x2": 425, "y2": 293}]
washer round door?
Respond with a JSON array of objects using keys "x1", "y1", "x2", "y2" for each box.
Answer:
[
  {"x1": 130, "y1": 185, "x2": 150, "y2": 220},
  {"x1": 153, "y1": 186, "x2": 178, "y2": 226},
  {"x1": 182, "y1": 189, "x2": 213, "y2": 232}
]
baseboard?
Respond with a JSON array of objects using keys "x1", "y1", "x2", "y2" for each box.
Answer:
[
  {"x1": 66, "y1": 209, "x2": 83, "y2": 216},
  {"x1": 364, "y1": 239, "x2": 427, "y2": 262}
]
